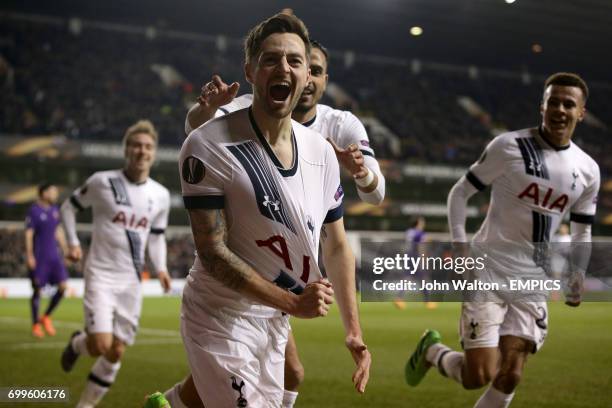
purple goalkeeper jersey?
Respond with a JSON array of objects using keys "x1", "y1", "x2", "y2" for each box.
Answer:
[{"x1": 25, "y1": 203, "x2": 62, "y2": 260}]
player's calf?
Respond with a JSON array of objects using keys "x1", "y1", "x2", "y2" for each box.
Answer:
[
  {"x1": 493, "y1": 335, "x2": 531, "y2": 394},
  {"x1": 178, "y1": 375, "x2": 204, "y2": 408},
  {"x1": 284, "y1": 359, "x2": 305, "y2": 391},
  {"x1": 284, "y1": 334, "x2": 304, "y2": 391},
  {"x1": 493, "y1": 369, "x2": 522, "y2": 394},
  {"x1": 104, "y1": 337, "x2": 126, "y2": 363}
]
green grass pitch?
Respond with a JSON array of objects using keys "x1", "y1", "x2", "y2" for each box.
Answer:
[{"x1": 1, "y1": 298, "x2": 611, "y2": 407}]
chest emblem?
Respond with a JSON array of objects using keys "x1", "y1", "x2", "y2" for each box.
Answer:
[
  {"x1": 262, "y1": 195, "x2": 281, "y2": 212},
  {"x1": 571, "y1": 169, "x2": 579, "y2": 190}
]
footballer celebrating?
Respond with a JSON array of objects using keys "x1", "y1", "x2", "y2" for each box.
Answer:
[
  {"x1": 158, "y1": 38, "x2": 383, "y2": 408},
  {"x1": 405, "y1": 72, "x2": 600, "y2": 408},
  {"x1": 177, "y1": 13, "x2": 370, "y2": 407},
  {"x1": 60, "y1": 120, "x2": 172, "y2": 408}
]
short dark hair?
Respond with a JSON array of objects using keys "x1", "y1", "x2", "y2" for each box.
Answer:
[
  {"x1": 244, "y1": 13, "x2": 310, "y2": 63},
  {"x1": 310, "y1": 39, "x2": 329, "y2": 62},
  {"x1": 544, "y1": 72, "x2": 589, "y2": 102},
  {"x1": 38, "y1": 182, "x2": 53, "y2": 197}
]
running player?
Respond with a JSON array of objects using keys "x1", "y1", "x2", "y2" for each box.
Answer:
[
  {"x1": 178, "y1": 13, "x2": 370, "y2": 407},
  {"x1": 404, "y1": 72, "x2": 599, "y2": 408},
  {"x1": 59, "y1": 120, "x2": 172, "y2": 408},
  {"x1": 158, "y1": 39, "x2": 380, "y2": 408},
  {"x1": 25, "y1": 183, "x2": 68, "y2": 337}
]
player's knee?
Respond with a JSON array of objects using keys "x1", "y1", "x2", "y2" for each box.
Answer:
[
  {"x1": 462, "y1": 367, "x2": 494, "y2": 390},
  {"x1": 494, "y1": 369, "x2": 522, "y2": 393},
  {"x1": 88, "y1": 337, "x2": 112, "y2": 356},
  {"x1": 284, "y1": 359, "x2": 305, "y2": 390}
]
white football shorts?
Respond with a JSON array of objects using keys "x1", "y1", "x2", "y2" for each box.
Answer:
[
  {"x1": 181, "y1": 284, "x2": 290, "y2": 407},
  {"x1": 460, "y1": 301, "x2": 548, "y2": 353},
  {"x1": 83, "y1": 281, "x2": 142, "y2": 346}
]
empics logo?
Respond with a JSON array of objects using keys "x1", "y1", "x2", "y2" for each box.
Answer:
[{"x1": 182, "y1": 156, "x2": 205, "y2": 184}]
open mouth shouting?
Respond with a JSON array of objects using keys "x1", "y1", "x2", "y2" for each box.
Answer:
[{"x1": 269, "y1": 80, "x2": 292, "y2": 103}]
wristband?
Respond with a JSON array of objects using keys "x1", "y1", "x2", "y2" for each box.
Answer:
[{"x1": 355, "y1": 168, "x2": 374, "y2": 188}]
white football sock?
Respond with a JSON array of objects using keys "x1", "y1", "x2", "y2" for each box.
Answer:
[
  {"x1": 71, "y1": 331, "x2": 90, "y2": 356},
  {"x1": 427, "y1": 343, "x2": 463, "y2": 384},
  {"x1": 473, "y1": 385, "x2": 515, "y2": 408},
  {"x1": 164, "y1": 382, "x2": 188, "y2": 408},
  {"x1": 282, "y1": 390, "x2": 299, "y2": 408},
  {"x1": 425, "y1": 343, "x2": 447, "y2": 364},
  {"x1": 77, "y1": 357, "x2": 121, "y2": 407}
]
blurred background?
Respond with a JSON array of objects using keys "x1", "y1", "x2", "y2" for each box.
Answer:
[
  {"x1": 1, "y1": 3, "x2": 611, "y2": 407},
  {"x1": 1, "y1": 0, "x2": 611, "y2": 280}
]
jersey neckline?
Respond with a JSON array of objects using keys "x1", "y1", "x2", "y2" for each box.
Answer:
[
  {"x1": 122, "y1": 170, "x2": 149, "y2": 185},
  {"x1": 537, "y1": 126, "x2": 571, "y2": 151},
  {"x1": 248, "y1": 108, "x2": 298, "y2": 177},
  {"x1": 302, "y1": 114, "x2": 317, "y2": 128}
]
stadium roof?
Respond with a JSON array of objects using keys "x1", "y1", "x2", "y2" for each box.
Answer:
[{"x1": 3, "y1": 0, "x2": 612, "y2": 81}]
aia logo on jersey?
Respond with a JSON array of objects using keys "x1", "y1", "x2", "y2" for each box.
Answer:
[
  {"x1": 182, "y1": 156, "x2": 205, "y2": 184},
  {"x1": 518, "y1": 182, "x2": 568, "y2": 213},
  {"x1": 112, "y1": 211, "x2": 148, "y2": 229}
]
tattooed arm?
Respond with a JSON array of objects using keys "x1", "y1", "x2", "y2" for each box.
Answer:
[{"x1": 188, "y1": 208, "x2": 332, "y2": 318}]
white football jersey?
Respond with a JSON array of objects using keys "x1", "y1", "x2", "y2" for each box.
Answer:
[
  {"x1": 466, "y1": 128, "x2": 599, "y2": 274},
  {"x1": 185, "y1": 94, "x2": 384, "y2": 204},
  {"x1": 70, "y1": 169, "x2": 170, "y2": 285},
  {"x1": 180, "y1": 108, "x2": 344, "y2": 318}
]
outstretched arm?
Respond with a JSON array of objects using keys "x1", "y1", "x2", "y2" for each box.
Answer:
[
  {"x1": 60, "y1": 198, "x2": 82, "y2": 261},
  {"x1": 148, "y1": 232, "x2": 171, "y2": 293},
  {"x1": 185, "y1": 75, "x2": 240, "y2": 135},
  {"x1": 321, "y1": 218, "x2": 371, "y2": 393},
  {"x1": 447, "y1": 175, "x2": 479, "y2": 242},
  {"x1": 327, "y1": 139, "x2": 385, "y2": 205},
  {"x1": 564, "y1": 221, "x2": 592, "y2": 307}
]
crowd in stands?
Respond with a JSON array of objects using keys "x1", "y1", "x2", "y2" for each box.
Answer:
[{"x1": 2, "y1": 16, "x2": 611, "y2": 174}]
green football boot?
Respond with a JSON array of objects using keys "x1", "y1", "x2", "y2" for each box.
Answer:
[
  {"x1": 404, "y1": 329, "x2": 441, "y2": 386},
  {"x1": 143, "y1": 392, "x2": 171, "y2": 408}
]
